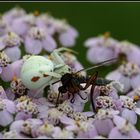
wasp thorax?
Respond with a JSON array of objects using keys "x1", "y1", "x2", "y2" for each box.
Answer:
[
  {"x1": 29, "y1": 27, "x2": 46, "y2": 40},
  {"x1": 3, "y1": 32, "x2": 21, "y2": 47},
  {"x1": 0, "y1": 51, "x2": 11, "y2": 67},
  {"x1": 119, "y1": 62, "x2": 140, "y2": 77},
  {"x1": 10, "y1": 78, "x2": 27, "y2": 96}
]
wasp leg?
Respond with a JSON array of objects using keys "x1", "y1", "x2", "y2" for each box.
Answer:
[
  {"x1": 70, "y1": 93, "x2": 75, "y2": 103},
  {"x1": 80, "y1": 71, "x2": 98, "y2": 112},
  {"x1": 90, "y1": 84, "x2": 96, "y2": 112},
  {"x1": 78, "y1": 92, "x2": 87, "y2": 100},
  {"x1": 80, "y1": 71, "x2": 98, "y2": 90},
  {"x1": 56, "y1": 92, "x2": 61, "y2": 107}
]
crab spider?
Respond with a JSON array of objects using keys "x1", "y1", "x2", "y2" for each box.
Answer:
[{"x1": 20, "y1": 48, "x2": 75, "y2": 90}]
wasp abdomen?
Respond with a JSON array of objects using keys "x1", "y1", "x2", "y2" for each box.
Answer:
[{"x1": 95, "y1": 78, "x2": 112, "y2": 86}]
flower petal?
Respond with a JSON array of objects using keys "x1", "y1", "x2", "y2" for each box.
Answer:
[
  {"x1": 10, "y1": 120, "x2": 24, "y2": 133},
  {"x1": 1, "y1": 65, "x2": 14, "y2": 82},
  {"x1": 131, "y1": 74, "x2": 140, "y2": 90},
  {"x1": 109, "y1": 127, "x2": 129, "y2": 139},
  {"x1": 106, "y1": 70, "x2": 121, "y2": 81},
  {"x1": 94, "y1": 118, "x2": 114, "y2": 137},
  {"x1": 87, "y1": 46, "x2": 115, "y2": 64},
  {"x1": 121, "y1": 108, "x2": 137, "y2": 125},
  {"x1": 4, "y1": 46, "x2": 21, "y2": 62},
  {"x1": 135, "y1": 107, "x2": 140, "y2": 115},
  {"x1": 42, "y1": 35, "x2": 56, "y2": 52},
  {"x1": 0, "y1": 110, "x2": 13, "y2": 126},
  {"x1": 24, "y1": 37, "x2": 42, "y2": 54},
  {"x1": 4, "y1": 99, "x2": 16, "y2": 114}
]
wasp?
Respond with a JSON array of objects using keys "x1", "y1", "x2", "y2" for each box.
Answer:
[{"x1": 54, "y1": 58, "x2": 117, "y2": 112}]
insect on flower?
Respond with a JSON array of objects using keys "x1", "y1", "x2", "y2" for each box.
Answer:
[{"x1": 54, "y1": 58, "x2": 117, "y2": 112}]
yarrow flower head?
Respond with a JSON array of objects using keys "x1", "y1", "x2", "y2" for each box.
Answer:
[
  {"x1": 1, "y1": 7, "x2": 140, "y2": 139},
  {"x1": 15, "y1": 96, "x2": 39, "y2": 118},
  {"x1": 84, "y1": 32, "x2": 119, "y2": 64},
  {"x1": 24, "y1": 27, "x2": 56, "y2": 54},
  {"x1": 95, "y1": 96, "x2": 116, "y2": 110},
  {"x1": 0, "y1": 98, "x2": 15, "y2": 126},
  {"x1": 116, "y1": 41, "x2": 140, "y2": 66},
  {"x1": 0, "y1": 51, "x2": 10, "y2": 73},
  {"x1": 106, "y1": 62, "x2": 140, "y2": 92},
  {"x1": 10, "y1": 77, "x2": 28, "y2": 97},
  {"x1": 0, "y1": 32, "x2": 22, "y2": 62}
]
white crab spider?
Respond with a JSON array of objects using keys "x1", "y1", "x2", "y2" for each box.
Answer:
[{"x1": 20, "y1": 48, "x2": 74, "y2": 90}]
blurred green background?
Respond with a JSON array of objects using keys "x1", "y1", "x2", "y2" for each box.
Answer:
[{"x1": 1, "y1": 2, "x2": 140, "y2": 76}]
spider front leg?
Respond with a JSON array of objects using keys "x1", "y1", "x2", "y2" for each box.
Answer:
[
  {"x1": 50, "y1": 48, "x2": 73, "y2": 75},
  {"x1": 50, "y1": 47, "x2": 77, "y2": 64}
]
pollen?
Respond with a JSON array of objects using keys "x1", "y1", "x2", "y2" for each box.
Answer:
[
  {"x1": 48, "y1": 55, "x2": 53, "y2": 60},
  {"x1": 12, "y1": 75, "x2": 17, "y2": 81},
  {"x1": 134, "y1": 95, "x2": 139, "y2": 101},
  {"x1": 104, "y1": 31, "x2": 110, "y2": 39},
  {"x1": 33, "y1": 10, "x2": 40, "y2": 16}
]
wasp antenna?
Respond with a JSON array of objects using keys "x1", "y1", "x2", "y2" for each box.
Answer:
[{"x1": 76, "y1": 58, "x2": 117, "y2": 74}]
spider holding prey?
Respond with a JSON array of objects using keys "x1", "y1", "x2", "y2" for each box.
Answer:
[{"x1": 20, "y1": 48, "x2": 117, "y2": 111}]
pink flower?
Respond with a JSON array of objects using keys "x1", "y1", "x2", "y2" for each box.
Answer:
[
  {"x1": 0, "y1": 32, "x2": 22, "y2": 62},
  {"x1": 109, "y1": 115, "x2": 140, "y2": 139},
  {"x1": 24, "y1": 27, "x2": 56, "y2": 54},
  {"x1": 106, "y1": 62, "x2": 140, "y2": 92},
  {"x1": 85, "y1": 33, "x2": 119, "y2": 64},
  {"x1": 0, "y1": 98, "x2": 16, "y2": 126}
]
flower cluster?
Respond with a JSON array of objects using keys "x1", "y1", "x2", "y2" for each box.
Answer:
[
  {"x1": 0, "y1": 7, "x2": 140, "y2": 139},
  {"x1": 85, "y1": 32, "x2": 140, "y2": 66}
]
